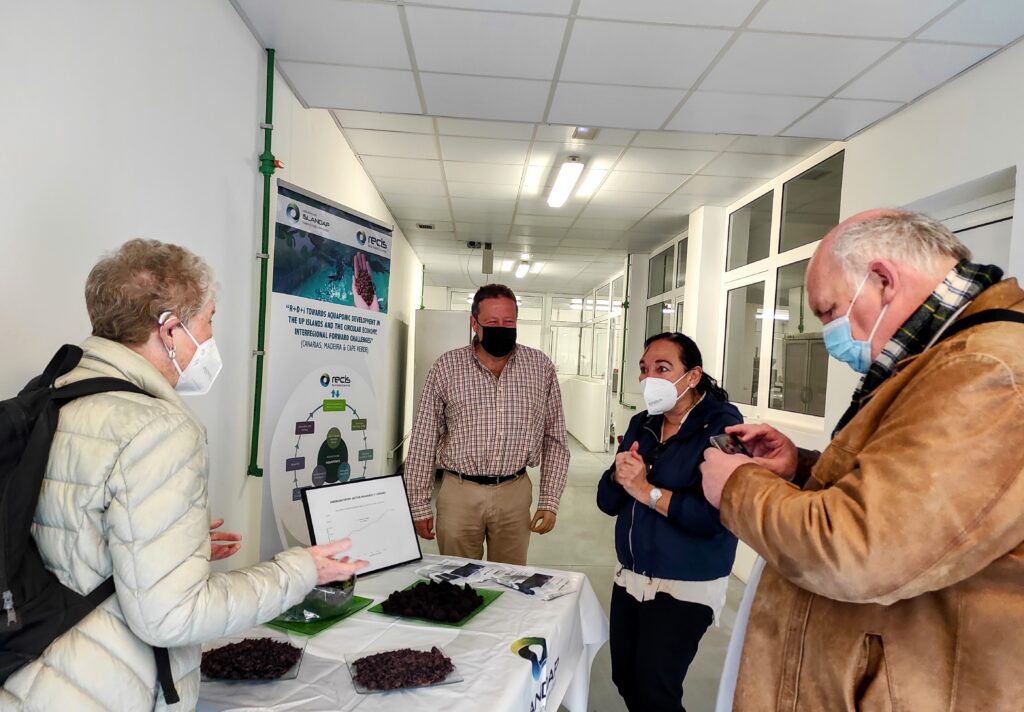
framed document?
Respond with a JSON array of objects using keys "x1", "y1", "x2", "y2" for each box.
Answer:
[{"x1": 300, "y1": 474, "x2": 422, "y2": 576}]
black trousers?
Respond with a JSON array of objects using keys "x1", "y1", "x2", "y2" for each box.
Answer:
[{"x1": 609, "y1": 583, "x2": 714, "y2": 712}]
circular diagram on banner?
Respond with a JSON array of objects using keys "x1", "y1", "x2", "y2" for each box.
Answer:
[{"x1": 269, "y1": 365, "x2": 379, "y2": 548}]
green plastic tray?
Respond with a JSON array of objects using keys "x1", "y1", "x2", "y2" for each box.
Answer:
[
  {"x1": 264, "y1": 595, "x2": 374, "y2": 637},
  {"x1": 368, "y1": 580, "x2": 503, "y2": 628}
]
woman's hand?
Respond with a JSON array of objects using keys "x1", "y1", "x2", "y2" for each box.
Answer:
[
  {"x1": 209, "y1": 519, "x2": 241, "y2": 561},
  {"x1": 306, "y1": 539, "x2": 370, "y2": 585},
  {"x1": 614, "y1": 442, "x2": 652, "y2": 503}
]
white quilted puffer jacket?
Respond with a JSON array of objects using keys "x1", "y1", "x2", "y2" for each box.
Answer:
[{"x1": 0, "y1": 337, "x2": 317, "y2": 711}]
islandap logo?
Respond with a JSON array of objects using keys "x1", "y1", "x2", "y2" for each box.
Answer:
[
  {"x1": 511, "y1": 637, "x2": 559, "y2": 712},
  {"x1": 286, "y1": 202, "x2": 301, "y2": 224}
]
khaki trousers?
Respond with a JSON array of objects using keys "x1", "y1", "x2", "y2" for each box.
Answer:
[{"x1": 435, "y1": 471, "x2": 532, "y2": 565}]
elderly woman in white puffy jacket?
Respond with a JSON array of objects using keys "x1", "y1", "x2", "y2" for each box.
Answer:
[{"x1": 0, "y1": 239, "x2": 367, "y2": 711}]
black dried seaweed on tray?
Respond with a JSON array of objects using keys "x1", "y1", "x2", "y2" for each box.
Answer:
[
  {"x1": 353, "y1": 647, "x2": 454, "y2": 690},
  {"x1": 200, "y1": 638, "x2": 302, "y2": 680},
  {"x1": 381, "y1": 580, "x2": 484, "y2": 623}
]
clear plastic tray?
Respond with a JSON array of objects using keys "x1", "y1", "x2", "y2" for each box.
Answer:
[
  {"x1": 345, "y1": 645, "x2": 463, "y2": 694},
  {"x1": 200, "y1": 628, "x2": 306, "y2": 682}
]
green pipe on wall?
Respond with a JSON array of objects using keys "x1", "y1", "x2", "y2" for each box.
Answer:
[{"x1": 248, "y1": 47, "x2": 277, "y2": 477}]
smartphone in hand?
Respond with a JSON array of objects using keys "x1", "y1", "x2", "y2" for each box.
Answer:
[{"x1": 709, "y1": 433, "x2": 752, "y2": 457}]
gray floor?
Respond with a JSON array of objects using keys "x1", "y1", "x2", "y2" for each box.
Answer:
[{"x1": 421, "y1": 436, "x2": 744, "y2": 712}]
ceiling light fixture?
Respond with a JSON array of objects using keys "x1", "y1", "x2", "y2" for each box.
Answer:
[
  {"x1": 514, "y1": 260, "x2": 530, "y2": 279},
  {"x1": 574, "y1": 168, "x2": 608, "y2": 199},
  {"x1": 547, "y1": 156, "x2": 584, "y2": 208},
  {"x1": 530, "y1": 262, "x2": 543, "y2": 274},
  {"x1": 499, "y1": 260, "x2": 513, "y2": 272}
]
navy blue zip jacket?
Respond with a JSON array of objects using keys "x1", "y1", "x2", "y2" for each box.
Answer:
[{"x1": 597, "y1": 394, "x2": 741, "y2": 581}]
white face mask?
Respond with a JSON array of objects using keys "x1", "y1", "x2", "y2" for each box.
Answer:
[
  {"x1": 642, "y1": 371, "x2": 691, "y2": 415},
  {"x1": 161, "y1": 314, "x2": 222, "y2": 396}
]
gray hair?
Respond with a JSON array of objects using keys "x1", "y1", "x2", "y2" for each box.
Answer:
[{"x1": 830, "y1": 210, "x2": 971, "y2": 286}]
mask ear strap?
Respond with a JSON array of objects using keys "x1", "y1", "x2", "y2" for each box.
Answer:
[{"x1": 846, "y1": 271, "x2": 871, "y2": 316}]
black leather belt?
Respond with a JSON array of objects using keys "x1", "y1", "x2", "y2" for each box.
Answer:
[{"x1": 447, "y1": 467, "x2": 526, "y2": 485}]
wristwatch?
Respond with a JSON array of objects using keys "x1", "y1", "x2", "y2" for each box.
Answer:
[{"x1": 648, "y1": 487, "x2": 663, "y2": 510}]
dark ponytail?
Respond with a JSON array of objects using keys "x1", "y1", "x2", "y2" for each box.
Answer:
[{"x1": 643, "y1": 332, "x2": 730, "y2": 402}]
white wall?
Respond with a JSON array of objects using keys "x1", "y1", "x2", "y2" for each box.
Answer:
[{"x1": 0, "y1": 0, "x2": 422, "y2": 569}]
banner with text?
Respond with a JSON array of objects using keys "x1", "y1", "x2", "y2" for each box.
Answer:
[{"x1": 261, "y1": 180, "x2": 393, "y2": 557}]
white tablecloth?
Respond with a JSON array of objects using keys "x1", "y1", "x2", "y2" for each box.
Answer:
[{"x1": 198, "y1": 555, "x2": 609, "y2": 712}]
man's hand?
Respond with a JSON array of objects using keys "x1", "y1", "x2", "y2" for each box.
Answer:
[
  {"x1": 414, "y1": 517, "x2": 436, "y2": 540},
  {"x1": 530, "y1": 509, "x2": 557, "y2": 534},
  {"x1": 700, "y1": 447, "x2": 754, "y2": 509},
  {"x1": 726, "y1": 424, "x2": 797, "y2": 480},
  {"x1": 306, "y1": 538, "x2": 369, "y2": 585},
  {"x1": 209, "y1": 518, "x2": 241, "y2": 561}
]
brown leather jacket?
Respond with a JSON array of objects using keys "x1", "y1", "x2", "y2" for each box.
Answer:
[{"x1": 721, "y1": 279, "x2": 1024, "y2": 711}]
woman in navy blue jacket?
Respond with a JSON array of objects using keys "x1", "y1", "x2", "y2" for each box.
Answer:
[{"x1": 598, "y1": 332, "x2": 741, "y2": 712}]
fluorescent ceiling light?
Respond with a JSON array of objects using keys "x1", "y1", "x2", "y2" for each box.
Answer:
[
  {"x1": 574, "y1": 168, "x2": 608, "y2": 199},
  {"x1": 530, "y1": 262, "x2": 543, "y2": 273},
  {"x1": 547, "y1": 157, "x2": 584, "y2": 208},
  {"x1": 514, "y1": 261, "x2": 530, "y2": 279}
]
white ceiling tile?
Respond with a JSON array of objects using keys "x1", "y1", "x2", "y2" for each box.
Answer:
[
  {"x1": 421, "y1": 74, "x2": 549, "y2": 123},
  {"x1": 919, "y1": 0, "x2": 1024, "y2": 44},
  {"x1": 677, "y1": 175, "x2": 762, "y2": 197},
  {"x1": 236, "y1": 0, "x2": 409, "y2": 67},
  {"x1": 280, "y1": 62, "x2": 422, "y2": 113},
  {"x1": 560, "y1": 238, "x2": 624, "y2": 248},
  {"x1": 564, "y1": 228, "x2": 628, "y2": 241},
  {"x1": 548, "y1": 83, "x2": 684, "y2": 130},
  {"x1": 573, "y1": 218, "x2": 639, "y2": 231},
  {"x1": 436, "y1": 118, "x2": 535, "y2": 140},
  {"x1": 402, "y1": 227, "x2": 455, "y2": 240},
  {"x1": 443, "y1": 162, "x2": 524, "y2": 184},
  {"x1": 440, "y1": 136, "x2": 531, "y2": 164},
  {"x1": 516, "y1": 199, "x2": 586, "y2": 218},
  {"x1": 701, "y1": 152, "x2": 808, "y2": 177},
  {"x1": 727, "y1": 135, "x2": 830, "y2": 155},
  {"x1": 533, "y1": 125, "x2": 635, "y2": 145},
  {"x1": 508, "y1": 225, "x2": 569, "y2": 238},
  {"x1": 601, "y1": 172, "x2": 688, "y2": 193},
  {"x1": 561, "y1": 21, "x2": 731, "y2": 88},
  {"x1": 406, "y1": 7, "x2": 566, "y2": 79},
  {"x1": 590, "y1": 190, "x2": 668, "y2": 209},
  {"x1": 385, "y1": 194, "x2": 451, "y2": 210},
  {"x1": 447, "y1": 182, "x2": 520, "y2": 200},
  {"x1": 344, "y1": 129, "x2": 439, "y2": 159},
  {"x1": 634, "y1": 209, "x2": 691, "y2": 231},
  {"x1": 514, "y1": 215, "x2": 577, "y2": 227},
  {"x1": 450, "y1": 197, "x2": 516, "y2": 216},
  {"x1": 616, "y1": 147, "x2": 719, "y2": 173},
  {"x1": 528, "y1": 142, "x2": 625, "y2": 170},
  {"x1": 838, "y1": 43, "x2": 995, "y2": 102},
  {"x1": 360, "y1": 156, "x2": 444, "y2": 182},
  {"x1": 632, "y1": 131, "x2": 737, "y2": 151},
  {"x1": 397, "y1": 214, "x2": 454, "y2": 228},
  {"x1": 333, "y1": 110, "x2": 433, "y2": 134},
  {"x1": 783, "y1": 98, "x2": 904, "y2": 139},
  {"x1": 577, "y1": 0, "x2": 760, "y2": 26},
  {"x1": 408, "y1": 0, "x2": 574, "y2": 16},
  {"x1": 750, "y1": 0, "x2": 956, "y2": 37},
  {"x1": 701, "y1": 33, "x2": 897, "y2": 96},
  {"x1": 659, "y1": 192, "x2": 732, "y2": 211},
  {"x1": 454, "y1": 222, "x2": 510, "y2": 236},
  {"x1": 668, "y1": 91, "x2": 820, "y2": 134},
  {"x1": 376, "y1": 177, "x2": 449, "y2": 197},
  {"x1": 580, "y1": 205, "x2": 651, "y2": 221}
]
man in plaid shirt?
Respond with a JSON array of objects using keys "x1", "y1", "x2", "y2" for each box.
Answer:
[{"x1": 404, "y1": 284, "x2": 570, "y2": 565}]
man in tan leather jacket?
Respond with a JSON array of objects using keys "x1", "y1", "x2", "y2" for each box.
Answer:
[{"x1": 701, "y1": 209, "x2": 1024, "y2": 711}]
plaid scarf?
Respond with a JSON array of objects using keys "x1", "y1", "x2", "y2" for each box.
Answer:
[{"x1": 833, "y1": 260, "x2": 1004, "y2": 436}]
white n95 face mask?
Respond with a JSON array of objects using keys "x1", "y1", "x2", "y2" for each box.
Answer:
[
  {"x1": 642, "y1": 371, "x2": 690, "y2": 415},
  {"x1": 161, "y1": 314, "x2": 223, "y2": 396}
]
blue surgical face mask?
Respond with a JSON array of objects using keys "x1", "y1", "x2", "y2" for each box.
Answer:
[{"x1": 821, "y1": 272, "x2": 888, "y2": 374}]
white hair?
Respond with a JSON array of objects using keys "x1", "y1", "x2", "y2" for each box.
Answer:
[{"x1": 829, "y1": 210, "x2": 971, "y2": 286}]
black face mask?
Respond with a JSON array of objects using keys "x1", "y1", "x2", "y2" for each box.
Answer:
[{"x1": 479, "y1": 325, "x2": 517, "y2": 358}]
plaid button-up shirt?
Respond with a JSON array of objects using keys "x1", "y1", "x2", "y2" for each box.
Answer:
[{"x1": 404, "y1": 344, "x2": 570, "y2": 521}]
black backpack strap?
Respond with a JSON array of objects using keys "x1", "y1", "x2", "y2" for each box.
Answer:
[
  {"x1": 936, "y1": 309, "x2": 1024, "y2": 345},
  {"x1": 51, "y1": 378, "x2": 149, "y2": 405},
  {"x1": 153, "y1": 646, "x2": 180, "y2": 704},
  {"x1": 84, "y1": 577, "x2": 115, "y2": 607}
]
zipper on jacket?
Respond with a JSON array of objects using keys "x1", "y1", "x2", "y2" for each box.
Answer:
[
  {"x1": 628, "y1": 501, "x2": 636, "y2": 572},
  {"x1": 3, "y1": 589, "x2": 16, "y2": 626}
]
